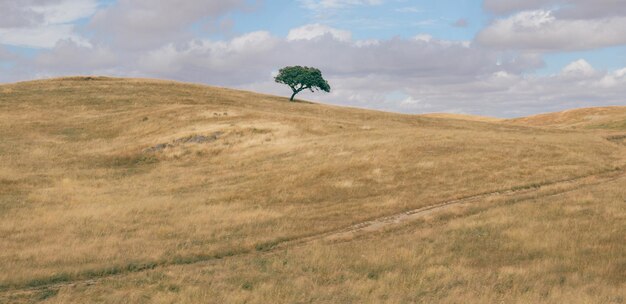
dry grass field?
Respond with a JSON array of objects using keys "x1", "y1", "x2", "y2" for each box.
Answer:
[
  {"x1": 508, "y1": 106, "x2": 626, "y2": 130},
  {"x1": 420, "y1": 113, "x2": 503, "y2": 123},
  {"x1": 1, "y1": 77, "x2": 624, "y2": 303}
]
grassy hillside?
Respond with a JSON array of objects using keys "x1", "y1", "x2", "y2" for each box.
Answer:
[
  {"x1": 508, "y1": 106, "x2": 626, "y2": 130},
  {"x1": 420, "y1": 113, "x2": 503, "y2": 123},
  {"x1": 1, "y1": 77, "x2": 624, "y2": 303},
  {"x1": 43, "y1": 172, "x2": 626, "y2": 304}
]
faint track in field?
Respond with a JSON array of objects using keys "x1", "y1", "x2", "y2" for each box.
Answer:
[{"x1": 1, "y1": 166, "x2": 625, "y2": 302}]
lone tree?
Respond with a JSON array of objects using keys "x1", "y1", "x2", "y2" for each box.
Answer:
[{"x1": 275, "y1": 66, "x2": 331, "y2": 101}]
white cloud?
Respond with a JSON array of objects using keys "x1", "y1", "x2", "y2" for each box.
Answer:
[
  {"x1": 414, "y1": 34, "x2": 470, "y2": 48},
  {"x1": 299, "y1": 0, "x2": 383, "y2": 10},
  {"x1": 511, "y1": 10, "x2": 555, "y2": 28},
  {"x1": 30, "y1": 0, "x2": 99, "y2": 24},
  {"x1": 136, "y1": 31, "x2": 279, "y2": 83},
  {"x1": 287, "y1": 24, "x2": 352, "y2": 42},
  {"x1": 483, "y1": 0, "x2": 626, "y2": 19},
  {"x1": 89, "y1": 0, "x2": 251, "y2": 50},
  {"x1": 35, "y1": 40, "x2": 116, "y2": 72},
  {"x1": 478, "y1": 10, "x2": 626, "y2": 51},
  {"x1": 0, "y1": 0, "x2": 97, "y2": 48},
  {"x1": 354, "y1": 39, "x2": 380, "y2": 47},
  {"x1": 598, "y1": 67, "x2": 626, "y2": 88},
  {"x1": 0, "y1": 25, "x2": 90, "y2": 48},
  {"x1": 413, "y1": 34, "x2": 433, "y2": 42},
  {"x1": 561, "y1": 59, "x2": 596, "y2": 77},
  {"x1": 395, "y1": 7, "x2": 423, "y2": 13}
]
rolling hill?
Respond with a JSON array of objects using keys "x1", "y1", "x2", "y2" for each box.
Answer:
[
  {"x1": 420, "y1": 112, "x2": 503, "y2": 123},
  {"x1": 0, "y1": 77, "x2": 624, "y2": 303},
  {"x1": 508, "y1": 106, "x2": 626, "y2": 130}
]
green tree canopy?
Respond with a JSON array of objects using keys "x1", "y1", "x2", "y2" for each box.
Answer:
[{"x1": 274, "y1": 66, "x2": 331, "y2": 101}]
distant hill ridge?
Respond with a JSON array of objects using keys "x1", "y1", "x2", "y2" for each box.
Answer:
[
  {"x1": 507, "y1": 106, "x2": 626, "y2": 130},
  {"x1": 3, "y1": 76, "x2": 622, "y2": 129}
]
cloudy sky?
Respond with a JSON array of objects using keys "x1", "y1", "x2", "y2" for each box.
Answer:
[{"x1": 1, "y1": 0, "x2": 625, "y2": 117}]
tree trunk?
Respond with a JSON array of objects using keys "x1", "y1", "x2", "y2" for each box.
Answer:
[{"x1": 290, "y1": 91, "x2": 297, "y2": 101}]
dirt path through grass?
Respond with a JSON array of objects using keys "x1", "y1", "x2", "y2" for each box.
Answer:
[
  {"x1": 2, "y1": 165, "x2": 624, "y2": 302},
  {"x1": 314, "y1": 168, "x2": 626, "y2": 242}
]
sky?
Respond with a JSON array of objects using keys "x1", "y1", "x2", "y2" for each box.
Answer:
[{"x1": 0, "y1": 0, "x2": 625, "y2": 117}]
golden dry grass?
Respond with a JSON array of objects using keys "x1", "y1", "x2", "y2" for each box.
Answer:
[
  {"x1": 1, "y1": 77, "x2": 625, "y2": 303},
  {"x1": 39, "y1": 173, "x2": 626, "y2": 304},
  {"x1": 508, "y1": 106, "x2": 626, "y2": 130},
  {"x1": 420, "y1": 113, "x2": 503, "y2": 123}
]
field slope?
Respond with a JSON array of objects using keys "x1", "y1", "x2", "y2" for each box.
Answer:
[
  {"x1": 420, "y1": 113, "x2": 503, "y2": 123},
  {"x1": 508, "y1": 106, "x2": 626, "y2": 130},
  {"x1": 0, "y1": 77, "x2": 624, "y2": 303}
]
